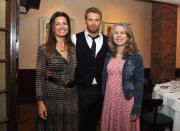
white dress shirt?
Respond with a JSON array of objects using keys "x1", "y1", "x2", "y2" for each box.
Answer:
[
  {"x1": 71, "y1": 30, "x2": 104, "y2": 84},
  {"x1": 71, "y1": 30, "x2": 103, "y2": 57}
]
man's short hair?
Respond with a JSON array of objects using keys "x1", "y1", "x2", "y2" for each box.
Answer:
[{"x1": 84, "y1": 7, "x2": 102, "y2": 20}]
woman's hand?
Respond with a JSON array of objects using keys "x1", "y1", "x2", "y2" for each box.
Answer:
[
  {"x1": 37, "y1": 101, "x2": 47, "y2": 120},
  {"x1": 130, "y1": 114, "x2": 140, "y2": 122}
]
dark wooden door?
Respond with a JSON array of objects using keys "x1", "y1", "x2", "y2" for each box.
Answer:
[{"x1": 0, "y1": 0, "x2": 19, "y2": 130}]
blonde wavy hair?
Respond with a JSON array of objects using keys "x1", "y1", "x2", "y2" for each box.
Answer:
[{"x1": 108, "y1": 22, "x2": 139, "y2": 58}]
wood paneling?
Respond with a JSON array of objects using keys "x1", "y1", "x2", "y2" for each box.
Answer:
[
  {"x1": 151, "y1": 3, "x2": 177, "y2": 83},
  {"x1": 18, "y1": 69, "x2": 36, "y2": 103},
  {"x1": 19, "y1": 104, "x2": 36, "y2": 131}
]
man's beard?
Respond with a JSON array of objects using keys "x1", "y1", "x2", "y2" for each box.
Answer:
[{"x1": 87, "y1": 26, "x2": 100, "y2": 34}]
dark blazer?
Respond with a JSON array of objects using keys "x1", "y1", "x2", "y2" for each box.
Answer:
[{"x1": 102, "y1": 52, "x2": 144, "y2": 115}]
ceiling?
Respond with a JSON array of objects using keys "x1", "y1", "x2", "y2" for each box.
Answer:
[
  {"x1": 135, "y1": 0, "x2": 180, "y2": 5},
  {"x1": 152, "y1": 0, "x2": 180, "y2": 5}
]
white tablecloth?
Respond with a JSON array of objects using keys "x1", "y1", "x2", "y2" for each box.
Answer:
[{"x1": 153, "y1": 82, "x2": 180, "y2": 131}]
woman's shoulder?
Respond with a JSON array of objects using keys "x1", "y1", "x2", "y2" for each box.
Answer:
[
  {"x1": 126, "y1": 52, "x2": 143, "y2": 63},
  {"x1": 104, "y1": 52, "x2": 112, "y2": 61},
  {"x1": 106, "y1": 51, "x2": 112, "y2": 57},
  {"x1": 131, "y1": 52, "x2": 143, "y2": 64},
  {"x1": 134, "y1": 52, "x2": 142, "y2": 57},
  {"x1": 37, "y1": 44, "x2": 45, "y2": 51},
  {"x1": 69, "y1": 44, "x2": 76, "y2": 54},
  {"x1": 37, "y1": 44, "x2": 46, "y2": 55},
  {"x1": 38, "y1": 44, "x2": 45, "y2": 49},
  {"x1": 69, "y1": 44, "x2": 76, "y2": 50},
  {"x1": 130, "y1": 52, "x2": 142, "y2": 59}
]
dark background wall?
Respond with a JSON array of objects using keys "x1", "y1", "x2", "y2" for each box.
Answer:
[
  {"x1": 18, "y1": 69, "x2": 36, "y2": 103},
  {"x1": 151, "y1": 3, "x2": 177, "y2": 83}
]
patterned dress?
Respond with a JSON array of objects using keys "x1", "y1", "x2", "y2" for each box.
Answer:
[
  {"x1": 35, "y1": 45, "x2": 79, "y2": 131},
  {"x1": 101, "y1": 58, "x2": 140, "y2": 131}
]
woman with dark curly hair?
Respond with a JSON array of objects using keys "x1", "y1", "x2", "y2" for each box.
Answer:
[
  {"x1": 101, "y1": 22, "x2": 144, "y2": 131},
  {"x1": 35, "y1": 11, "x2": 78, "y2": 131}
]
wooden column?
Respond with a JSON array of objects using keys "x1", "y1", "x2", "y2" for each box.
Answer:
[{"x1": 151, "y1": 3, "x2": 177, "y2": 83}]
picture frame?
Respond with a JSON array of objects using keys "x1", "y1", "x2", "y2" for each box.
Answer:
[
  {"x1": 102, "y1": 22, "x2": 116, "y2": 38},
  {"x1": 39, "y1": 17, "x2": 50, "y2": 45},
  {"x1": 39, "y1": 17, "x2": 75, "y2": 45},
  {"x1": 102, "y1": 22, "x2": 132, "y2": 38}
]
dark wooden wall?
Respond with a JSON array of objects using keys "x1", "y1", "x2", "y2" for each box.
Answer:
[
  {"x1": 151, "y1": 3, "x2": 177, "y2": 83},
  {"x1": 18, "y1": 69, "x2": 36, "y2": 103}
]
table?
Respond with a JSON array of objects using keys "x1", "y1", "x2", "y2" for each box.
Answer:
[{"x1": 153, "y1": 82, "x2": 180, "y2": 131}]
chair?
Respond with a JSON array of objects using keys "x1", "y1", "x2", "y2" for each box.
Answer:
[
  {"x1": 143, "y1": 78, "x2": 154, "y2": 99},
  {"x1": 141, "y1": 99, "x2": 173, "y2": 131}
]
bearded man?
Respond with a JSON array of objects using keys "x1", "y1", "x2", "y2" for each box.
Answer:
[{"x1": 72, "y1": 7, "x2": 109, "y2": 131}]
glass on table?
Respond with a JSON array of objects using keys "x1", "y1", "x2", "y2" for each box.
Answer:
[
  {"x1": 177, "y1": 81, "x2": 180, "y2": 89},
  {"x1": 171, "y1": 80, "x2": 177, "y2": 89}
]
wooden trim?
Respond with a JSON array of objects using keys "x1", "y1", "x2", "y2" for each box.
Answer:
[
  {"x1": 6, "y1": 0, "x2": 19, "y2": 130},
  {"x1": 0, "y1": 59, "x2": 8, "y2": 63},
  {"x1": 0, "y1": 28, "x2": 8, "y2": 32},
  {"x1": 0, "y1": 118, "x2": 8, "y2": 124},
  {"x1": 0, "y1": 89, "x2": 8, "y2": 94}
]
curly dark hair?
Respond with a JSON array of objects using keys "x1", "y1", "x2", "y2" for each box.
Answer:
[
  {"x1": 108, "y1": 22, "x2": 139, "y2": 58},
  {"x1": 44, "y1": 11, "x2": 73, "y2": 55}
]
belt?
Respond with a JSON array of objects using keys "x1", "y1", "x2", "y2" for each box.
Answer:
[
  {"x1": 46, "y1": 76, "x2": 75, "y2": 88},
  {"x1": 76, "y1": 82, "x2": 99, "y2": 88}
]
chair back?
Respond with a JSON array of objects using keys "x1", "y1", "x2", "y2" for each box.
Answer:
[
  {"x1": 142, "y1": 99, "x2": 163, "y2": 125},
  {"x1": 142, "y1": 98, "x2": 173, "y2": 131}
]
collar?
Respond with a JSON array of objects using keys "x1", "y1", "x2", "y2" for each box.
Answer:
[{"x1": 84, "y1": 30, "x2": 102, "y2": 38}]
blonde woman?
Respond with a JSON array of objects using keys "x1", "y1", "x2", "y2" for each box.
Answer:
[{"x1": 101, "y1": 22, "x2": 144, "y2": 131}]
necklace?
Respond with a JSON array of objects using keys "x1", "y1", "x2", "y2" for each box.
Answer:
[
  {"x1": 57, "y1": 45, "x2": 67, "y2": 52},
  {"x1": 59, "y1": 48, "x2": 66, "y2": 52}
]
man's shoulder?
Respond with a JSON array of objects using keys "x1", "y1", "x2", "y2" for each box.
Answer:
[
  {"x1": 101, "y1": 34, "x2": 108, "y2": 41},
  {"x1": 102, "y1": 34, "x2": 108, "y2": 38},
  {"x1": 76, "y1": 31, "x2": 85, "y2": 36},
  {"x1": 75, "y1": 31, "x2": 86, "y2": 41}
]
